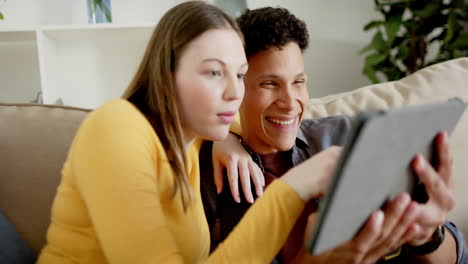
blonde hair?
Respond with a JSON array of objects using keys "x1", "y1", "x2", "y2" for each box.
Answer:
[{"x1": 122, "y1": 1, "x2": 242, "y2": 211}]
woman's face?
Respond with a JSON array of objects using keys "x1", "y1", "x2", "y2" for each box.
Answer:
[{"x1": 175, "y1": 28, "x2": 247, "y2": 143}]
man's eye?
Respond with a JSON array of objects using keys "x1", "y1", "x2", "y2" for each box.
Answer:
[
  {"x1": 261, "y1": 81, "x2": 275, "y2": 87},
  {"x1": 237, "y1": 73, "x2": 245, "y2": 79},
  {"x1": 294, "y1": 79, "x2": 305, "y2": 84}
]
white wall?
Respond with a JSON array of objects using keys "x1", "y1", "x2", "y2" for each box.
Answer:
[
  {"x1": 0, "y1": 0, "x2": 191, "y2": 25},
  {"x1": 0, "y1": 0, "x2": 380, "y2": 100},
  {"x1": 247, "y1": 0, "x2": 379, "y2": 97}
]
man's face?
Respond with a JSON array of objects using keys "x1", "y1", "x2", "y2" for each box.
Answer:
[{"x1": 240, "y1": 42, "x2": 309, "y2": 154}]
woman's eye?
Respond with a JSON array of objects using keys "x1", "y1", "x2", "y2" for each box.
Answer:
[
  {"x1": 208, "y1": 70, "x2": 222, "y2": 77},
  {"x1": 237, "y1": 73, "x2": 245, "y2": 79}
]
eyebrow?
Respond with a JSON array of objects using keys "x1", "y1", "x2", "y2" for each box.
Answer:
[
  {"x1": 201, "y1": 58, "x2": 248, "y2": 68},
  {"x1": 258, "y1": 72, "x2": 306, "y2": 79},
  {"x1": 201, "y1": 58, "x2": 226, "y2": 65}
]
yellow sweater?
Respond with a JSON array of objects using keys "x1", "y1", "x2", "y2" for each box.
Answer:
[{"x1": 37, "y1": 99, "x2": 304, "y2": 264}]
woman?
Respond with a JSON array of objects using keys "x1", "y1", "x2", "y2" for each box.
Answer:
[{"x1": 37, "y1": 1, "x2": 340, "y2": 263}]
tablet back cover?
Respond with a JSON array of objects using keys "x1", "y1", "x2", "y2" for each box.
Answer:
[{"x1": 308, "y1": 98, "x2": 466, "y2": 255}]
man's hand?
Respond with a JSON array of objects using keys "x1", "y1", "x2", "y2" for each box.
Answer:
[
  {"x1": 212, "y1": 133, "x2": 264, "y2": 203},
  {"x1": 408, "y1": 132, "x2": 455, "y2": 246},
  {"x1": 293, "y1": 193, "x2": 421, "y2": 264}
]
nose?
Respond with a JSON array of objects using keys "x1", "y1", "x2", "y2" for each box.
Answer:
[
  {"x1": 223, "y1": 74, "x2": 244, "y2": 102},
  {"x1": 276, "y1": 85, "x2": 296, "y2": 111}
]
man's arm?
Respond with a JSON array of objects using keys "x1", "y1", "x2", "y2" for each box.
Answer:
[
  {"x1": 408, "y1": 225, "x2": 456, "y2": 264},
  {"x1": 408, "y1": 222, "x2": 468, "y2": 264}
]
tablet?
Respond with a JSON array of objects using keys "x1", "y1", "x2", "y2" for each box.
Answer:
[{"x1": 306, "y1": 97, "x2": 467, "y2": 255}]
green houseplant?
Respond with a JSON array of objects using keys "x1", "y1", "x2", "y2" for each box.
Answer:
[
  {"x1": 361, "y1": 0, "x2": 468, "y2": 83},
  {"x1": 88, "y1": 0, "x2": 112, "y2": 23}
]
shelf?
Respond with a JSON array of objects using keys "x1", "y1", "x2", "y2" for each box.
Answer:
[
  {"x1": 0, "y1": 39, "x2": 41, "y2": 104},
  {"x1": 40, "y1": 23, "x2": 156, "y2": 31},
  {"x1": 0, "y1": 23, "x2": 156, "y2": 108},
  {"x1": 36, "y1": 24, "x2": 154, "y2": 108},
  {"x1": 0, "y1": 26, "x2": 37, "y2": 32},
  {"x1": 0, "y1": 29, "x2": 36, "y2": 43},
  {"x1": 40, "y1": 24, "x2": 154, "y2": 42}
]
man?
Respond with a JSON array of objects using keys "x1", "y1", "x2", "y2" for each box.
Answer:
[{"x1": 200, "y1": 7, "x2": 468, "y2": 264}]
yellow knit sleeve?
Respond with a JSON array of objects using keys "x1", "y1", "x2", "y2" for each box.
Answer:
[
  {"x1": 69, "y1": 100, "x2": 304, "y2": 264},
  {"x1": 207, "y1": 179, "x2": 305, "y2": 263},
  {"x1": 70, "y1": 101, "x2": 186, "y2": 263},
  {"x1": 229, "y1": 112, "x2": 242, "y2": 135}
]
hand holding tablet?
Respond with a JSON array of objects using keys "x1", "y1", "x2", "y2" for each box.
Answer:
[{"x1": 306, "y1": 98, "x2": 467, "y2": 255}]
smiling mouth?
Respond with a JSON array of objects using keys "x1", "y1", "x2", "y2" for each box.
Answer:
[{"x1": 265, "y1": 116, "x2": 296, "y2": 126}]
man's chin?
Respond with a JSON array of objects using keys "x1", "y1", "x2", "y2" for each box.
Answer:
[
  {"x1": 274, "y1": 141, "x2": 296, "y2": 152},
  {"x1": 265, "y1": 131, "x2": 299, "y2": 152}
]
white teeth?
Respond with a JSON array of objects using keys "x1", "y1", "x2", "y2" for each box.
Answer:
[{"x1": 266, "y1": 117, "x2": 295, "y2": 125}]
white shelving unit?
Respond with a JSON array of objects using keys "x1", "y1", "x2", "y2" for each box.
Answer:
[
  {"x1": 0, "y1": 0, "x2": 193, "y2": 108},
  {"x1": 0, "y1": 27, "x2": 41, "y2": 104},
  {"x1": 1, "y1": 24, "x2": 154, "y2": 108},
  {"x1": 0, "y1": 0, "x2": 248, "y2": 108}
]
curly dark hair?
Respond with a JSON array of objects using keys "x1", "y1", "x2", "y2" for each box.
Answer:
[{"x1": 236, "y1": 7, "x2": 309, "y2": 58}]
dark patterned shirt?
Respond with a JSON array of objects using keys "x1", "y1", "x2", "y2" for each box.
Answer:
[{"x1": 200, "y1": 115, "x2": 468, "y2": 264}]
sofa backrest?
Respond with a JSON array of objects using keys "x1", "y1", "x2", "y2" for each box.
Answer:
[
  {"x1": 304, "y1": 58, "x2": 468, "y2": 235},
  {"x1": 0, "y1": 103, "x2": 90, "y2": 253}
]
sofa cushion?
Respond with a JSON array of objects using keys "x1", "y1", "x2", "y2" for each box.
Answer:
[
  {"x1": 0, "y1": 103, "x2": 90, "y2": 253},
  {"x1": 305, "y1": 58, "x2": 468, "y2": 234}
]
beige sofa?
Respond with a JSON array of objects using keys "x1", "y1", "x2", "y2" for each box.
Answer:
[{"x1": 0, "y1": 58, "x2": 467, "y2": 254}]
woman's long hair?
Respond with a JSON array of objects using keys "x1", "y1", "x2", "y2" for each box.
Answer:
[{"x1": 122, "y1": 1, "x2": 242, "y2": 211}]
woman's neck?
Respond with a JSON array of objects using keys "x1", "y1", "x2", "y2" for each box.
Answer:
[{"x1": 182, "y1": 130, "x2": 196, "y2": 151}]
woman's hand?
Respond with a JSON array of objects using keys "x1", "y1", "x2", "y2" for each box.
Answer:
[
  {"x1": 212, "y1": 133, "x2": 264, "y2": 203},
  {"x1": 282, "y1": 146, "x2": 342, "y2": 202}
]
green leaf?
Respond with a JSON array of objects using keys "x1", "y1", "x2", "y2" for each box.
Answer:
[
  {"x1": 98, "y1": 2, "x2": 112, "y2": 22},
  {"x1": 360, "y1": 31, "x2": 387, "y2": 55},
  {"x1": 373, "y1": 31, "x2": 387, "y2": 51},
  {"x1": 385, "y1": 14, "x2": 402, "y2": 46},
  {"x1": 365, "y1": 53, "x2": 388, "y2": 66},
  {"x1": 91, "y1": 0, "x2": 112, "y2": 23},
  {"x1": 454, "y1": 52, "x2": 468, "y2": 59},
  {"x1": 396, "y1": 44, "x2": 410, "y2": 60},
  {"x1": 450, "y1": 34, "x2": 468, "y2": 49},
  {"x1": 363, "y1": 66, "x2": 380, "y2": 84},
  {"x1": 364, "y1": 20, "x2": 384, "y2": 31},
  {"x1": 382, "y1": 67, "x2": 404, "y2": 81},
  {"x1": 444, "y1": 9, "x2": 456, "y2": 44},
  {"x1": 404, "y1": 20, "x2": 419, "y2": 32},
  {"x1": 0, "y1": 12, "x2": 3, "y2": 20},
  {"x1": 91, "y1": 1, "x2": 97, "y2": 17},
  {"x1": 413, "y1": 2, "x2": 441, "y2": 19},
  {"x1": 359, "y1": 43, "x2": 374, "y2": 55}
]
